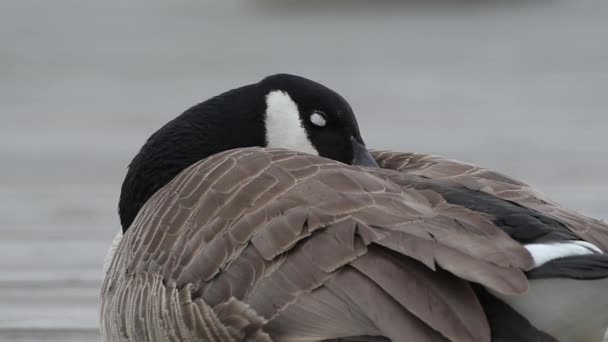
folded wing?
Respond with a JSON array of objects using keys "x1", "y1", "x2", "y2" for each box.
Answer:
[
  {"x1": 372, "y1": 150, "x2": 608, "y2": 251},
  {"x1": 102, "y1": 148, "x2": 540, "y2": 342}
]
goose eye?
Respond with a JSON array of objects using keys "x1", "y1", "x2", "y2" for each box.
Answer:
[{"x1": 310, "y1": 112, "x2": 327, "y2": 127}]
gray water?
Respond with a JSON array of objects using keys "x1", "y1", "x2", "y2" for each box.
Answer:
[{"x1": 1, "y1": 0, "x2": 607, "y2": 340}]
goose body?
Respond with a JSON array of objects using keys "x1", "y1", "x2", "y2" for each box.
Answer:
[{"x1": 101, "y1": 74, "x2": 608, "y2": 341}]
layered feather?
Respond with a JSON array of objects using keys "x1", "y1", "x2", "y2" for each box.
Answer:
[{"x1": 101, "y1": 148, "x2": 608, "y2": 341}]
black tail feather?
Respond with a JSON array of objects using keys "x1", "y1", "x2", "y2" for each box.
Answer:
[
  {"x1": 473, "y1": 286, "x2": 558, "y2": 342},
  {"x1": 527, "y1": 254, "x2": 608, "y2": 280}
]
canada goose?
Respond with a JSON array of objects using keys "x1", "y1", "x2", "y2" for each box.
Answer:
[{"x1": 101, "y1": 74, "x2": 608, "y2": 342}]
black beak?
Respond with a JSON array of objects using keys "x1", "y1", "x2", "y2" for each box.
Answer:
[{"x1": 351, "y1": 138, "x2": 379, "y2": 167}]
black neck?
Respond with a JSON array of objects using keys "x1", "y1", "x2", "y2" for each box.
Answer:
[{"x1": 118, "y1": 84, "x2": 266, "y2": 232}]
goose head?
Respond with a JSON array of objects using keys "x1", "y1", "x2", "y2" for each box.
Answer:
[{"x1": 118, "y1": 73, "x2": 376, "y2": 232}]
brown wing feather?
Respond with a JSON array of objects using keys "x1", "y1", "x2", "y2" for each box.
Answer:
[
  {"x1": 102, "y1": 148, "x2": 534, "y2": 342},
  {"x1": 372, "y1": 150, "x2": 608, "y2": 251}
]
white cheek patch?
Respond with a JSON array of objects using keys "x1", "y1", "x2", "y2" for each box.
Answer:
[
  {"x1": 265, "y1": 90, "x2": 319, "y2": 155},
  {"x1": 525, "y1": 240, "x2": 603, "y2": 268}
]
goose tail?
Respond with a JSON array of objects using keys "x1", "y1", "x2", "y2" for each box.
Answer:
[{"x1": 494, "y1": 253, "x2": 608, "y2": 342}]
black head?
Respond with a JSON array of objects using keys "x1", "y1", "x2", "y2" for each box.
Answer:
[
  {"x1": 258, "y1": 74, "x2": 375, "y2": 165},
  {"x1": 119, "y1": 73, "x2": 376, "y2": 232}
]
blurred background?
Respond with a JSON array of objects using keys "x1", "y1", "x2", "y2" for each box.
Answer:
[{"x1": 1, "y1": 0, "x2": 607, "y2": 341}]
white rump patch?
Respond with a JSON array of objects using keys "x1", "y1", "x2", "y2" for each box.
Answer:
[
  {"x1": 103, "y1": 230, "x2": 123, "y2": 274},
  {"x1": 525, "y1": 240, "x2": 603, "y2": 268},
  {"x1": 492, "y1": 277, "x2": 608, "y2": 342},
  {"x1": 265, "y1": 90, "x2": 318, "y2": 155}
]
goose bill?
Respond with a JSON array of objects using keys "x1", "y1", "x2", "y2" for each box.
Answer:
[{"x1": 352, "y1": 139, "x2": 378, "y2": 167}]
